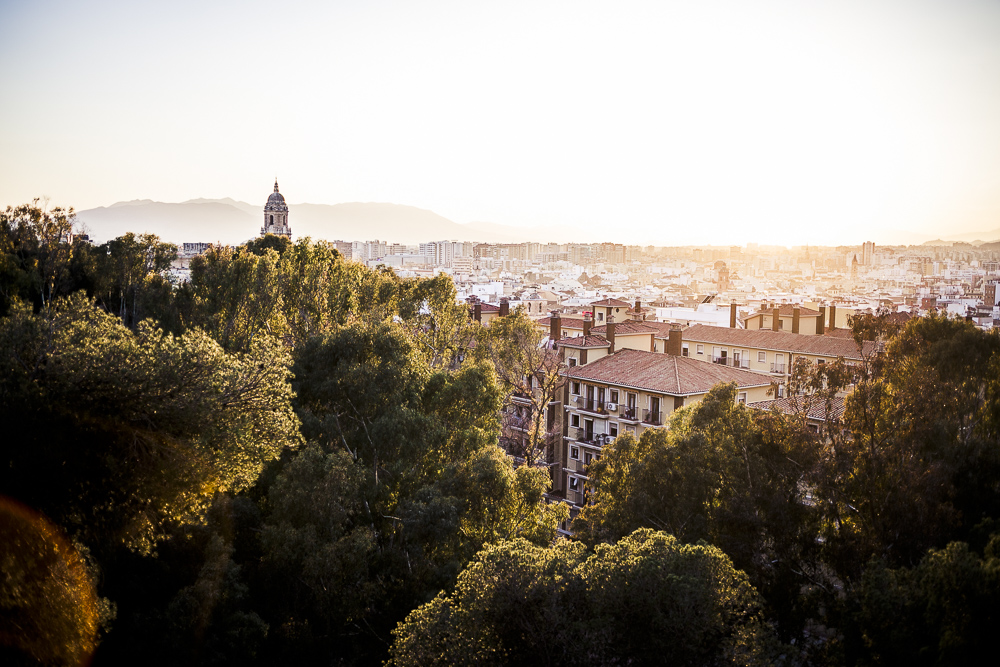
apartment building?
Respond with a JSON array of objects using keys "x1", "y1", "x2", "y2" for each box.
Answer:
[
  {"x1": 749, "y1": 395, "x2": 847, "y2": 434},
  {"x1": 657, "y1": 324, "x2": 876, "y2": 393},
  {"x1": 742, "y1": 304, "x2": 825, "y2": 334},
  {"x1": 557, "y1": 348, "x2": 772, "y2": 505}
]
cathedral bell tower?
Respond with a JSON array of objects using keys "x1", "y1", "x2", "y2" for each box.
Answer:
[{"x1": 262, "y1": 179, "x2": 291, "y2": 238}]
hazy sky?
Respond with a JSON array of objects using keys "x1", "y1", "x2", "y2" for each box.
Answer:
[{"x1": 2, "y1": 0, "x2": 999, "y2": 245}]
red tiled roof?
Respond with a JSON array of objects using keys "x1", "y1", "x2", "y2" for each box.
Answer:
[
  {"x1": 749, "y1": 396, "x2": 846, "y2": 421},
  {"x1": 563, "y1": 349, "x2": 772, "y2": 395},
  {"x1": 478, "y1": 303, "x2": 501, "y2": 312},
  {"x1": 590, "y1": 322, "x2": 657, "y2": 335},
  {"x1": 630, "y1": 321, "x2": 679, "y2": 337},
  {"x1": 663, "y1": 324, "x2": 875, "y2": 360},
  {"x1": 557, "y1": 335, "x2": 611, "y2": 349},
  {"x1": 590, "y1": 298, "x2": 632, "y2": 307}
]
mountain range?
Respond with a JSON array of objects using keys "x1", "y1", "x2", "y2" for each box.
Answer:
[
  {"x1": 73, "y1": 198, "x2": 1000, "y2": 247},
  {"x1": 75, "y1": 199, "x2": 589, "y2": 246}
]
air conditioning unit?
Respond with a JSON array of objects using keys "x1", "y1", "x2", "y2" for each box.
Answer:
[{"x1": 606, "y1": 402, "x2": 618, "y2": 411}]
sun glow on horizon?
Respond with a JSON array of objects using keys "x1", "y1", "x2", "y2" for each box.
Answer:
[{"x1": 2, "y1": 0, "x2": 999, "y2": 246}]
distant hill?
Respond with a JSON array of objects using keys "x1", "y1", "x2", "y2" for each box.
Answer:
[
  {"x1": 75, "y1": 201, "x2": 258, "y2": 245},
  {"x1": 942, "y1": 227, "x2": 1000, "y2": 244},
  {"x1": 75, "y1": 199, "x2": 568, "y2": 245}
]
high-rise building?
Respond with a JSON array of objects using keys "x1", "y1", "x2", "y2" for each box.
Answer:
[
  {"x1": 862, "y1": 241, "x2": 875, "y2": 266},
  {"x1": 261, "y1": 180, "x2": 291, "y2": 238}
]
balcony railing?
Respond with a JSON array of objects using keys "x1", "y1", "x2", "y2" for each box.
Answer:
[
  {"x1": 578, "y1": 398, "x2": 609, "y2": 415},
  {"x1": 642, "y1": 409, "x2": 663, "y2": 426},
  {"x1": 770, "y1": 363, "x2": 787, "y2": 374},
  {"x1": 575, "y1": 428, "x2": 616, "y2": 446},
  {"x1": 713, "y1": 356, "x2": 750, "y2": 369},
  {"x1": 619, "y1": 405, "x2": 640, "y2": 422}
]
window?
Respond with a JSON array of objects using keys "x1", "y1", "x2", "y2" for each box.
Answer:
[
  {"x1": 682, "y1": 343, "x2": 689, "y2": 357},
  {"x1": 585, "y1": 452, "x2": 593, "y2": 465},
  {"x1": 569, "y1": 477, "x2": 579, "y2": 491},
  {"x1": 758, "y1": 351, "x2": 766, "y2": 363},
  {"x1": 696, "y1": 344, "x2": 704, "y2": 355},
  {"x1": 610, "y1": 390, "x2": 619, "y2": 403},
  {"x1": 738, "y1": 392, "x2": 747, "y2": 404},
  {"x1": 570, "y1": 446, "x2": 580, "y2": 460},
  {"x1": 778, "y1": 320, "x2": 784, "y2": 329},
  {"x1": 609, "y1": 422, "x2": 618, "y2": 437},
  {"x1": 808, "y1": 424, "x2": 819, "y2": 433},
  {"x1": 625, "y1": 425, "x2": 636, "y2": 434},
  {"x1": 817, "y1": 359, "x2": 826, "y2": 366},
  {"x1": 570, "y1": 414, "x2": 580, "y2": 427},
  {"x1": 597, "y1": 312, "x2": 604, "y2": 321},
  {"x1": 572, "y1": 382, "x2": 580, "y2": 395},
  {"x1": 568, "y1": 358, "x2": 577, "y2": 367}
]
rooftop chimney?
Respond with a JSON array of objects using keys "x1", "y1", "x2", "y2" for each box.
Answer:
[
  {"x1": 792, "y1": 306, "x2": 800, "y2": 334},
  {"x1": 771, "y1": 307, "x2": 780, "y2": 331},
  {"x1": 817, "y1": 306, "x2": 826, "y2": 335},
  {"x1": 499, "y1": 298, "x2": 509, "y2": 317},
  {"x1": 549, "y1": 310, "x2": 561, "y2": 343},
  {"x1": 606, "y1": 321, "x2": 616, "y2": 354},
  {"x1": 666, "y1": 324, "x2": 683, "y2": 356},
  {"x1": 474, "y1": 303, "x2": 482, "y2": 322},
  {"x1": 583, "y1": 314, "x2": 592, "y2": 337},
  {"x1": 730, "y1": 302, "x2": 738, "y2": 328},
  {"x1": 828, "y1": 304, "x2": 837, "y2": 331}
]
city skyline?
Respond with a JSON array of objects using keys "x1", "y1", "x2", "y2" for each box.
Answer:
[{"x1": 3, "y1": 0, "x2": 1000, "y2": 246}]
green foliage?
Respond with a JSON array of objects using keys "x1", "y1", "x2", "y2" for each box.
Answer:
[
  {"x1": 575, "y1": 384, "x2": 821, "y2": 635},
  {"x1": 398, "y1": 273, "x2": 476, "y2": 368},
  {"x1": 0, "y1": 200, "x2": 77, "y2": 314},
  {"x1": 820, "y1": 313, "x2": 1000, "y2": 577},
  {"x1": 852, "y1": 537, "x2": 1000, "y2": 666},
  {"x1": 0, "y1": 294, "x2": 299, "y2": 553},
  {"x1": 93, "y1": 232, "x2": 178, "y2": 327},
  {"x1": 251, "y1": 321, "x2": 563, "y2": 660},
  {"x1": 245, "y1": 233, "x2": 292, "y2": 256},
  {"x1": 473, "y1": 308, "x2": 564, "y2": 466},
  {"x1": 389, "y1": 529, "x2": 772, "y2": 666}
]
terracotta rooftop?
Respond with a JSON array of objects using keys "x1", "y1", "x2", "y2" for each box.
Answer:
[
  {"x1": 563, "y1": 349, "x2": 772, "y2": 396},
  {"x1": 749, "y1": 395, "x2": 846, "y2": 421},
  {"x1": 590, "y1": 297, "x2": 632, "y2": 307},
  {"x1": 662, "y1": 324, "x2": 876, "y2": 360},
  {"x1": 590, "y1": 322, "x2": 658, "y2": 335},
  {"x1": 556, "y1": 335, "x2": 611, "y2": 349}
]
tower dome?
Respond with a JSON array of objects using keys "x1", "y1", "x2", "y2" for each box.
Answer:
[{"x1": 261, "y1": 179, "x2": 291, "y2": 238}]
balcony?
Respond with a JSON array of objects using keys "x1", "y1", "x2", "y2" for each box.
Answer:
[
  {"x1": 575, "y1": 428, "x2": 615, "y2": 447},
  {"x1": 712, "y1": 356, "x2": 750, "y2": 369},
  {"x1": 619, "y1": 405, "x2": 640, "y2": 422},
  {"x1": 511, "y1": 391, "x2": 533, "y2": 404},
  {"x1": 577, "y1": 398, "x2": 609, "y2": 416},
  {"x1": 642, "y1": 409, "x2": 663, "y2": 426},
  {"x1": 770, "y1": 363, "x2": 787, "y2": 374}
]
